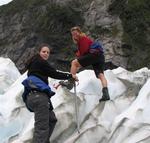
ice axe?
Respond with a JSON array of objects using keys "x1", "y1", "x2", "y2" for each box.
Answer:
[
  {"x1": 73, "y1": 81, "x2": 80, "y2": 134},
  {"x1": 55, "y1": 78, "x2": 80, "y2": 133}
]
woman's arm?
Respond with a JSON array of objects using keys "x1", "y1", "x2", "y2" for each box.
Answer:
[{"x1": 42, "y1": 60, "x2": 72, "y2": 80}]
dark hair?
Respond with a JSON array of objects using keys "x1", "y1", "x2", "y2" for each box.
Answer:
[
  {"x1": 23, "y1": 43, "x2": 51, "y2": 73},
  {"x1": 38, "y1": 43, "x2": 52, "y2": 53}
]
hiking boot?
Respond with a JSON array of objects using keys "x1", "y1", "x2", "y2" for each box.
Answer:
[
  {"x1": 99, "y1": 87, "x2": 110, "y2": 102},
  {"x1": 59, "y1": 78, "x2": 75, "y2": 90}
]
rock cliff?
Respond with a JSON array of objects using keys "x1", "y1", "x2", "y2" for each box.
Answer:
[{"x1": 0, "y1": 0, "x2": 149, "y2": 72}]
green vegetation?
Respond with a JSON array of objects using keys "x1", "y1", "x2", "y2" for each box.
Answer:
[
  {"x1": 0, "y1": 0, "x2": 48, "y2": 15},
  {"x1": 2, "y1": 0, "x2": 149, "y2": 70},
  {"x1": 36, "y1": 3, "x2": 84, "y2": 48},
  {"x1": 0, "y1": 0, "x2": 84, "y2": 52},
  {"x1": 109, "y1": 0, "x2": 150, "y2": 70}
]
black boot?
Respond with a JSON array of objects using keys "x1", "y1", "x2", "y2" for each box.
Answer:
[{"x1": 99, "y1": 87, "x2": 110, "y2": 102}]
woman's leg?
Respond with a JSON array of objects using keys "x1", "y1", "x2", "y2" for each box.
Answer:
[
  {"x1": 70, "y1": 59, "x2": 81, "y2": 78},
  {"x1": 27, "y1": 92, "x2": 51, "y2": 143},
  {"x1": 98, "y1": 73, "x2": 110, "y2": 102},
  {"x1": 48, "y1": 108, "x2": 57, "y2": 138},
  {"x1": 92, "y1": 54, "x2": 110, "y2": 102},
  {"x1": 98, "y1": 73, "x2": 107, "y2": 87},
  {"x1": 71, "y1": 54, "x2": 97, "y2": 77}
]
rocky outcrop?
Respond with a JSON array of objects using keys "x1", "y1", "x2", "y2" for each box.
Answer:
[{"x1": 0, "y1": 0, "x2": 149, "y2": 72}]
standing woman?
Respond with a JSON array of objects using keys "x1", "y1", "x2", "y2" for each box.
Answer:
[
  {"x1": 22, "y1": 43, "x2": 73, "y2": 143},
  {"x1": 70, "y1": 26, "x2": 110, "y2": 102}
]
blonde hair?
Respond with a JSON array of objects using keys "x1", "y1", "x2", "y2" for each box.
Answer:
[{"x1": 70, "y1": 26, "x2": 86, "y2": 43}]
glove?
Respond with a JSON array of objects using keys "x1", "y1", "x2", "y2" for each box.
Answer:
[{"x1": 59, "y1": 78, "x2": 74, "y2": 90}]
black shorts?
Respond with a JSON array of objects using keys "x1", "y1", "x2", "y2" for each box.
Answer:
[{"x1": 77, "y1": 53, "x2": 105, "y2": 77}]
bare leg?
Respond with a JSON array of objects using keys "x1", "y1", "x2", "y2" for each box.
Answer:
[
  {"x1": 98, "y1": 73, "x2": 107, "y2": 88},
  {"x1": 70, "y1": 59, "x2": 81, "y2": 79}
]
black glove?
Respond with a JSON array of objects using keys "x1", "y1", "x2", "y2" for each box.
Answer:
[
  {"x1": 48, "y1": 91, "x2": 55, "y2": 98},
  {"x1": 59, "y1": 78, "x2": 75, "y2": 90}
]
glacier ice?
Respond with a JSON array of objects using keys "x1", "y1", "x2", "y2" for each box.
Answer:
[{"x1": 0, "y1": 57, "x2": 150, "y2": 143}]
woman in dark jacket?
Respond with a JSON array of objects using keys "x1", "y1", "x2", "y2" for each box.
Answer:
[{"x1": 23, "y1": 43, "x2": 73, "y2": 143}]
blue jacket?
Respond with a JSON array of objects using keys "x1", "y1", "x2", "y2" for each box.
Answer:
[
  {"x1": 22, "y1": 75, "x2": 54, "y2": 102},
  {"x1": 22, "y1": 75, "x2": 55, "y2": 112}
]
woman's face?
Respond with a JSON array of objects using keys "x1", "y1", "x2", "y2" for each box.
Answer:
[
  {"x1": 71, "y1": 30, "x2": 80, "y2": 42},
  {"x1": 39, "y1": 46, "x2": 50, "y2": 60}
]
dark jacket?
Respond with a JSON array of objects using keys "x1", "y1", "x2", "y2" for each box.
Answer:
[
  {"x1": 27, "y1": 55, "x2": 72, "y2": 84},
  {"x1": 22, "y1": 55, "x2": 72, "y2": 112}
]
